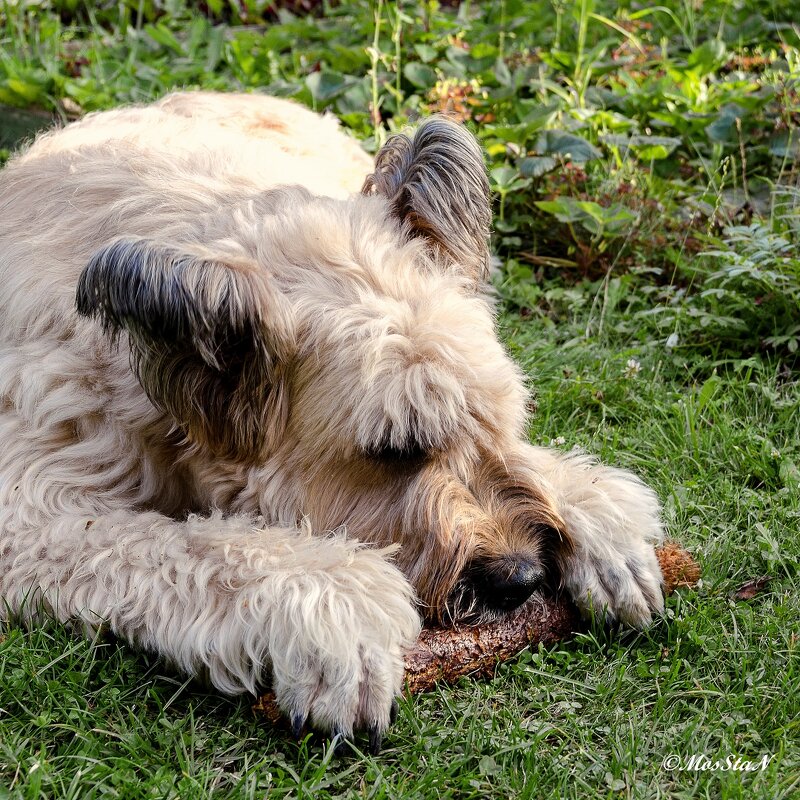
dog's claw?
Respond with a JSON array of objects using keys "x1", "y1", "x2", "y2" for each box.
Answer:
[
  {"x1": 331, "y1": 727, "x2": 350, "y2": 758},
  {"x1": 367, "y1": 724, "x2": 383, "y2": 755},
  {"x1": 290, "y1": 711, "x2": 306, "y2": 739}
]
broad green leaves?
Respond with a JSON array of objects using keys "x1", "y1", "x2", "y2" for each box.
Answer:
[
  {"x1": 535, "y1": 130, "x2": 601, "y2": 163},
  {"x1": 305, "y1": 70, "x2": 349, "y2": 103},
  {"x1": 536, "y1": 198, "x2": 636, "y2": 237}
]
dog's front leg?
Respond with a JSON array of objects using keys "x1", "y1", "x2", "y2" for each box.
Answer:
[
  {"x1": 0, "y1": 505, "x2": 420, "y2": 748},
  {"x1": 503, "y1": 443, "x2": 665, "y2": 627}
]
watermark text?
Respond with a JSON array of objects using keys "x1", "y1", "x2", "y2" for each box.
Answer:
[{"x1": 661, "y1": 753, "x2": 775, "y2": 773}]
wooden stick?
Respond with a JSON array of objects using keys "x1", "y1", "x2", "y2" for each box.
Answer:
[
  {"x1": 253, "y1": 542, "x2": 699, "y2": 718},
  {"x1": 404, "y1": 542, "x2": 698, "y2": 692}
]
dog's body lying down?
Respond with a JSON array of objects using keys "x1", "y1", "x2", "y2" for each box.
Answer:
[{"x1": 0, "y1": 92, "x2": 663, "y2": 751}]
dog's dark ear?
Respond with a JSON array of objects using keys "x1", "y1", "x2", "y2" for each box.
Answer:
[
  {"x1": 77, "y1": 238, "x2": 294, "y2": 461},
  {"x1": 362, "y1": 116, "x2": 491, "y2": 283}
]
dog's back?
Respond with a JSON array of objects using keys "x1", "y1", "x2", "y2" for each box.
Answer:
[
  {"x1": 0, "y1": 92, "x2": 372, "y2": 342},
  {"x1": 5, "y1": 90, "x2": 372, "y2": 200}
]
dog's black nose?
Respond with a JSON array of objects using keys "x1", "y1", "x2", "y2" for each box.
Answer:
[{"x1": 470, "y1": 559, "x2": 544, "y2": 612}]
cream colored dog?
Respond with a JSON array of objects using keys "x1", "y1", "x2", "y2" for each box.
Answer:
[{"x1": 0, "y1": 92, "x2": 663, "y2": 754}]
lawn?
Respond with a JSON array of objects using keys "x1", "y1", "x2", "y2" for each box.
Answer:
[{"x1": 1, "y1": 1, "x2": 799, "y2": 797}]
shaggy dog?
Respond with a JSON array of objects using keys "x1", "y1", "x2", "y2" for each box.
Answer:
[{"x1": 0, "y1": 92, "x2": 663, "y2": 753}]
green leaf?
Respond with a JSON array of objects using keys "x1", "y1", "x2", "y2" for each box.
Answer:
[
  {"x1": 631, "y1": 135, "x2": 681, "y2": 159},
  {"x1": 490, "y1": 166, "x2": 531, "y2": 193},
  {"x1": 493, "y1": 58, "x2": 511, "y2": 86},
  {"x1": 204, "y1": 25, "x2": 225, "y2": 72},
  {"x1": 484, "y1": 120, "x2": 548, "y2": 146},
  {"x1": 536, "y1": 198, "x2": 635, "y2": 236},
  {"x1": 490, "y1": 166, "x2": 519, "y2": 189},
  {"x1": 687, "y1": 39, "x2": 727, "y2": 76},
  {"x1": 336, "y1": 80, "x2": 370, "y2": 115},
  {"x1": 518, "y1": 100, "x2": 561, "y2": 126},
  {"x1": 779, "y1": 458, "x2": 800, "y2": 487},
  {"x1": 536, "y1": 198, "x2": 586, "y2": 223},
  {"x1": 574, "y1": 201, "x2": 607, "y2": 223},
  {"x1": 3, "y1": 79, "x2": 46, "y2": 103},
  {"x1": 769, "y1": 131, "x2": 800, "y2": 158},
  {"x1": 635, "y1": 143, "x2": 671, "y2": 160},
  {"x1": 536, "y1": 130, "x2": 601, "y2": 163},
  {"x1": 403, "y1": 62, "x2": 436, "y2": 89},
  {"x1": 602, "y1": 134, "x2": 681, "y2": 160},
  {"x1": 696, "y1": 375, "x2": 721, "y2": 412},
  {"x1": 478, "y1": 755, "x2": 500, "y2": 775},
  {"x1": 144, "y1": 23, "x2": 184, "y2": 54},
  {"x1": 305, "y1": 70, "x2": 347, "y2": 103},
  {"x1": 707, "y1": 105, "x2": 746, "y2": 143},
  {"x1": 471, "y1": 42, "x2": 498, "y2": 60},
  {"x1": 494, "y1": 218, "x2": 519, "y2": 233},
  {"x1": 519, "y1": 156, "x2": 557, "y2": 177},
  {"x1": 414, "y1": 44, "x2": 438, "y2": 63}
]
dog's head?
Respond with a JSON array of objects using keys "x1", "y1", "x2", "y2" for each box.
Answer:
[{"x1": 76, "y1": 115, "x2": 568, "y2": 624}]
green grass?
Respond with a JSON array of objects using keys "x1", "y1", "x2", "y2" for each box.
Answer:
[
  {"x1": 1, "y1": 0, "x2": 799, "y2": 797},
  {"x1": 1, "y1": 345, "x2": 797, "y2": 798}
]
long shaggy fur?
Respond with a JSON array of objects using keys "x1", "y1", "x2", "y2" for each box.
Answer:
[
  {"x1": 362, "y1": 117, "x2": 492, "y2": 283},
  {"x1": 0, "y1": 91, "x2": 664, "y2": 743}
]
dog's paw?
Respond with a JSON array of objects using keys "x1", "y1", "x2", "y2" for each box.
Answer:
[
  {"x1": 532, "y1": 451, "x2": 666, "y2": 628},
  {"x1": 561, "y1": 537, "x2": 664, "y2": 628},
  {"x1": 271, "y1": 615, "x2": 412, "y2": 755},
  {"x1": 269, "y1": 559, "x2": 420, "y2": 754}
]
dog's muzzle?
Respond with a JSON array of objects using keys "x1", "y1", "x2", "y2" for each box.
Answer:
[
  {"x1": 467, "y1": 558, "x2": 545, "y2": 611},
  {"x1": 445, "y1": 556, "x2": 546, "y2": 623}
]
